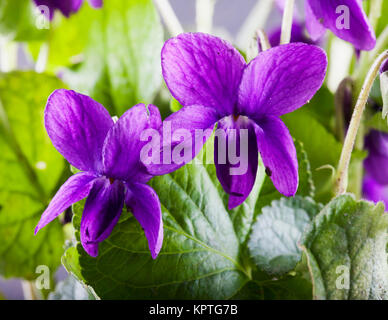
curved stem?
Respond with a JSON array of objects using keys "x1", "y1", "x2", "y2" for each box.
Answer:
[
  {"x1": 280, "y1": 0, "x2": 295, "y2": 45},
  {"x1": 334, "y1": 50, "x2": 388, "y2": 195},
  {"x1": 153, "y1": 0, "x2": 184, "y2": 37}
]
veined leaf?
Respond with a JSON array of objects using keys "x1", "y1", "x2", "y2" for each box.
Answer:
[
  {"x1": 302, "y1": 194, "x2": 388, "y2": 300},
  {"x1": 0, "y1": 72, "x2": 66, "y2": 279}
]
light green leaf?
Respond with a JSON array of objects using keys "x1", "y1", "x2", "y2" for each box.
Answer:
[
  {"x1": 302, "y1": 194, "x2": 388, "y2": 300},
  {"x1": 49, "y1": 275, "x2": 95, "y2": 300},
  {"x1": 62, "y1": 0, "x2": 164, "y2": 116},
  {"x1": 248, "y1": 197, "x2": 322, "y2": 276},
  {"x1": 0, "y1": 0, "x2": 48, "y2": 41},
  {"x1": 0, "y1": 72, "x2": 66, "y2": 279},
  {"x1": 282, "y1": 111, "x2": 367, "y2": 202}
]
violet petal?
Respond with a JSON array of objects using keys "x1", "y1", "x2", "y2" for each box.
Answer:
[
  {"x1": 35, "y1": 172, "x2": 96, "y2": 234},
  {"x1": 146, "y1": 105, "x2": 219, "y2": 176},
  {"x1": 307, "y1": 0, "x2": 376, "y2": 50},
  {"x1": 214, "y1": 116, "x2": 258, "y2": 210},
  {"x1": 80, "y1": 178, "x2": 125, "y2": 257},
  {"x1": 161, "y1": 33, "x2": 246, "y2": 117},
  {"x1": 254, "y1": 116, "x2": 298, "y2": 197},
  {"x1": 102, "y1": 104, "x2": 161, "y2": 182},
  {"x1": 45, "y1": 89, "x2": 113, "y2": 173},
  {"x1": 126, "y1": 183, "x2": 163, "y2": 259},
  {"x1": 238, "y1": 43, "x2": 327, "y2": 118}
]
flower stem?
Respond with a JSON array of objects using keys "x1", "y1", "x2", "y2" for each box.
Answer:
[
  {"x1": 257, "y1": 29, "x2": 271, "y2": 52},
  {"x1": 334, "y1": 50, "x2": 388, "y2": 195},
  {"x1": 21, "y1": 280, "x2": 39, "y2": 300},
  {"x1": 35, "y1": 43, "x2": 49, "y2": 73},
  {"x1": 280, "y1": 0, "x2": 295, "y2": 44},
  {"x1": 196, "y1": 0, "x2": 217, "y2": 33},
  {"x1": 153, "y1": 0, "x2": 184, "y2": 37},
  {"x1": 236, "y1": 0, "x2": 274, "y2": 50}
]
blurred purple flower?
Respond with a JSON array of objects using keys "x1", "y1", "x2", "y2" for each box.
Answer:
[
  {"x1": 363, "y1": 175, "x2": 388, "y2": 208},
  {"x1": 267, "y1": 22, "x2": 317, "y2": 48},
  {"x1": 305, "y1": 0, "x2": 375, "y2": 51},
  {"x1": 35, "y1": 89, "x2": 163, "y2": 259},
  {"x1": 381, "y1": 59, "x2": 388, "y2": 74},
  {"x1": 33, "y1": 0, "x2": 102, "y2": 20},
  {"x1": 276, "y1": 0, "x2": 375, "y2": 51},
  {"x1": 149, "y1": 33, "x2": 327, "y2": 209},
  {"x1": 364, "y1": 130, "x2": 388, "y2": 185}
]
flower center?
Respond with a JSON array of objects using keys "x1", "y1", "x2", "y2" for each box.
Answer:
[{"x1": 109, "y1": 177, "x2": 115, "y2": 184}]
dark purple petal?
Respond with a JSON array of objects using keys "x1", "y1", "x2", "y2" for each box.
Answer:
[
  {"x1": 87, "y1": 0, "x2": 103, "y2": 8},
  {"x1": 238, "y1": 43, "x2": 327, "y2": 118},
  {"x1": 34, "y1": 0, "x2": 82, "y2": 19},
  {"x1": 102, "y1": 104, "x2": 162, "y2": 182},
  {"x1": 214, "y1": 116, "x2": 258, "y2": 209},
  {"x1": 363, "y1": 175, "x2": 388, "y2": 208},
  {"x1": 267, "y1": 22, "x2": 316, "y2": 48},
  {"x1": 126, "y1": 183, "x2": 163, "y2": 259},
  {"x1": 35, "y1": 172, "x2": 96, "y2": 234},
  {"x1": 305, "y1": 0, "x2": 326, "y2": 41},
  {"x1": 146, "y1": 105, "x2": 219, "y2": 176},
  {"x1": 364, "y1": 130, "x2": 388, "y2": 185},
  {"x1": 161, "y1": 33, "x2": 246, "y2": 117},
  {"x1": 80, "y1": 178, "x2": 125, "y2": 257},
  {"x1": 254, "y1": 117, "x2": 298, "y2": 197},
  {"x1": 307, "y1": 0, "x2": 376, "y2": 51},
  {"x1": 45, "y1": 89, "x2": 113, "y2": 173},
  {"x1": 381, "y1": 59, "x2": 388, "y2": 74}
]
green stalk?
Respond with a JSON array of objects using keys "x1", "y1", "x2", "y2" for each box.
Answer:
[{"x1": 334, "y1": 50, "x2": 388, "y2": 195}]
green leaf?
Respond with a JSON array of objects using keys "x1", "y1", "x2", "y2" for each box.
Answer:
[
  {"x1": 0, "y1": 0, "x2": 48, "y2": 41},
  {"x1": 62, "y1": 0, "x2": 164, "y2": 116},
  {"x1": 282, "y1": 111, "x2": 347, "y2": 202},
  {"x1": 72, "y1": 163, "x2": 256, "y2": 299},
  {"x1": 248, "y1": 197, "x2": 322, "y2": 276},
  {"x1": 0, "y1": 72, "x2": 66, "y2": 279},
  {"x1": 49, "y1": 275, "x2": 95, "y2": 300},
  {"x1": 302, "y1": 194, "x2": 388, "y2": 300}
]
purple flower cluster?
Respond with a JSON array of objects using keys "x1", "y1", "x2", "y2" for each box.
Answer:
[{"x1": 36, "y1": 33, "x2": 327, "y2": 258}]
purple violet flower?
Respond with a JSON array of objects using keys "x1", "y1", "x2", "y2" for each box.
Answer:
[
  {"x1": 149, "y1": 33, "x2": 327, "y2": 209},
  {"x1": 381, "y1": 58, "x2": 388, "y2": 74},
  {"x1": 305, "y1": 0, "x2": 376, "y2": 51},
  {"x1": 364, "y1": 130, "x2": 388, "y2": 185},
  {"x1": 363, "y1": 175, "x2": 388, "y2": 208},
  {"x1": 33, "y1": 0, "x2": 102, "y2": 20},
  {"x1": 35, "y1": 89, "x2": 163, "y2": 259}
]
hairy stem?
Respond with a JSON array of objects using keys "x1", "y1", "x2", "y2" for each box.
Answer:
[
  {"x1": 280, "y1": 0, "x2": 295, "y2": 44},
  {"x1": 153, "y1": 0, "x2": 184, "y2": 37},
  {"x1": 196, "y1": 0, "x2": 217, "y2": 33},
  {"x1": 335, "y1": 50, "x2": 388, "y2": 195}
]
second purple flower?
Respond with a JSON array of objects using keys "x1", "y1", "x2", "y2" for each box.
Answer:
[{"x1": 148, "y1": 33, "x2": 328, "y2": 209}]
